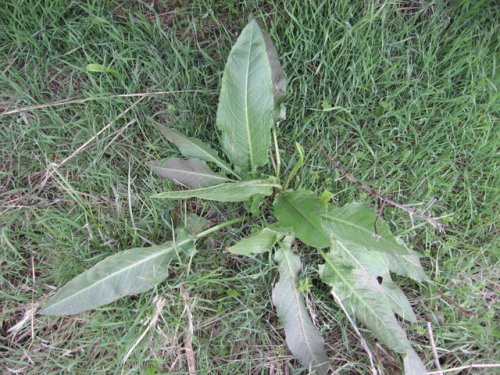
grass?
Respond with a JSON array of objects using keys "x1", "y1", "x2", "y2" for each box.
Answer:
[{"x1": 1, "y1": 0, "x2": 498, "y2": 373}]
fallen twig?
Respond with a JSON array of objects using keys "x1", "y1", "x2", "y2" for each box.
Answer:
[
  {"x1": 427, "y1": 363, "x2": 500, "y2": 374},
  {"x1": 322, "y1": 151, "x2": 445, "y2": 233},
  {"x1": 435, "y1": 290, "x2": 476, "y2": 318},
  {"x1": 122, "y1": 295, "x2": 166, "y2": 364},
  {"x1": 427, "y1": 322, "x2": 442, "y2": 375},
  {"x1": 180, "y1": 286, "x2": 197, "y2": 375},
  {"x1": 0, "y1": 90, "x2": 202, "y2": 118}
]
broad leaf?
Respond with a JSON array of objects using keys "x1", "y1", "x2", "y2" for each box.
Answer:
[
  {"x1": 322, "y1": 203, "x2": 411, "y2": 256},
  {"x1": 152, "y1": 177, "x2": 280, "y2": 202},
  {"x1": 321, "y1": 203, "x2": 428, "y2": 282},
  {"x1": 41, "y1": 238, "x2": 194, "y2": 315},
  {"x1": 147, "y1": 158, "x2": 232, "y2": 188},
  {"x1": 227, "y1": 227, "x2": 285, "y2": 256},
  {"x1": 338, "y1": 243, "x2": 428, "y2": 283},
  {"x1": 319, "y1": 252, "x2": 427, "y2": 374},
  {"x1": 319, "y1": 189, "x2": 334, "y2": 206},
  {"x1": 319, "y1": 258, "x2": 409, "y2": 352},
  {"x1": 328, "y1": 241, "x2": 418, "y2": 322},
  {"x1": 158, "y1": 126, "x2": 236, "y2": 177},
  {"x1": 274, "y1": 191, "x2": 330, "y2": 248},
  {"x1": 216, "y1": 19, "x2": 274, "y2": 173},
  {"x1": 273, "y1": 237, "x2": 328, "y2": 374}
]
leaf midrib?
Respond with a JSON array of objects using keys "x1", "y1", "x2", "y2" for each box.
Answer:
[
  {"x1": 156, "y1": 166, "x2": 230, "y2": 181},
  {"x1": 244, "y1": 24, "x2": 255, "y2": 170}
]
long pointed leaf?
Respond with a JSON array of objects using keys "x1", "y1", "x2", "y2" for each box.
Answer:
[
  {"x1": 216, "y1": 19, "x2": 274, "y2": 173},
  {"x1": 158, "y1": 126, "x2": 236, "y2": 178},
  {"x1": 41, "y1": 238, "x2": 194, "y2": 315},
  {"x1": 320, "y1": 257, "x2": 409, "y2": 352},
  {"x1": 152, "y1": 177, "x2": 280, "y2": 202},
  {"x1": 273, "y1": 237, "x2": 328, "y2": 374},
  {"x1": 146, "y1": 158, "x2": 231, "y2": 188},
  {"x1": 274, "y1": 191, "x2": 330, "y2": 248},
  {"x1": 319, "y1": 252, "x2": 427, "y2": 374},
  {"x1": 328, "y1": 241, "x2": 418, "y2": 322}
]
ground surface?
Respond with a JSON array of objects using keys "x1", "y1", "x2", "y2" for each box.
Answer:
[{"x1": 0, "y1": 1, "x2": 498, "y2": 374}]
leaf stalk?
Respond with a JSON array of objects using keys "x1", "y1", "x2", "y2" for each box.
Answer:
[{"x1": 195, "y1": 216, "x2": 247, "y2": 239}]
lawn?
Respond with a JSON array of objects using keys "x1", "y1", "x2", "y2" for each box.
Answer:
[{"x1": 1, "y1": 0, "x2": 498, "y2": 374}]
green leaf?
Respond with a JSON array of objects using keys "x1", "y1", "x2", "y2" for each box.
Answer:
[
  {"x1": 40, "y1": 238, "x2": 193, "y2": 315},
  {"x1": 382, "y1": 278, "x2": 418, "y2": 323},
  {"x1": 86, "y1": 63, "x2": 108, "y2": 73},
  {"x1": 157, "y1": 126, "x2": 236, "y2": 178},
  {"x1": 252, "y1": 17, "x2": 287, "y2": 119},
  {"x1": 152, "y1": 177, "x2": 280, "y2": 202},
  {"x1": 174, "y1": 213, "x2": 211, "y2": 257},
  {"x1": 272, "y1": 237, "x2": 328, "y2": 374},
  {"x1": 216, "y1": 19, "x2": 274, "y2": 173},
  {"x1": 247, "y1": 194, "x2": 264, "y2": 216},
  {"x1": 321, "y1": 202, "x2": 428, "y2": 284},
  {"x1": 274, "y1": 191, "x2": 330, "y2": 248},
  {"x1": 320, "y1": 258, "x2": 409, "y2": 352},
  {"x1": 322, "y1": 203, "x2": 411, "y2": 256},
  {"x1": 86, "y1": 63, "x2": 122, "y2": 80},
  {"x1": 385, "y1": 251, "x2": 429, "y2": 283},
  {"x1": 183, "y1": 213, "x2": 211, "y2": 236},
  {"x1": 404, "y1": 348, "x2": 428, "y2": 375},
  {"x1": 146, "y1": 158, "x2": 231, "y2": 188},
  {"x1": 227, "y1": 227, "x2": 285, "y2": 256},
  {"x1": 319, "y1": 189, "x2": 334, "y2": 205},
  {"x1": 327, "y1": 241, "x2": 417, "y2": 322},
  {"x1": 319, "y1": 252, "x2": 427, "y2": 374}
]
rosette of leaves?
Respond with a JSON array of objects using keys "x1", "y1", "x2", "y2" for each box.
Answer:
[{"x1": 41, "y1": 19, "x2": 429, "y2": 374}]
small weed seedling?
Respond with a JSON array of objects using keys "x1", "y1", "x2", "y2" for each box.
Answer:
[{"x1": 42, "y1": 19, "x2": 431, "y2": 374}]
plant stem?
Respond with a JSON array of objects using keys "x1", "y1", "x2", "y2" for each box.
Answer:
[
  {"x1": 195, "y1": 216, "x2": 247, "y2": 239},
  {"x1": 283, "y1": 142, "x2": 305, "y2": 190}
]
